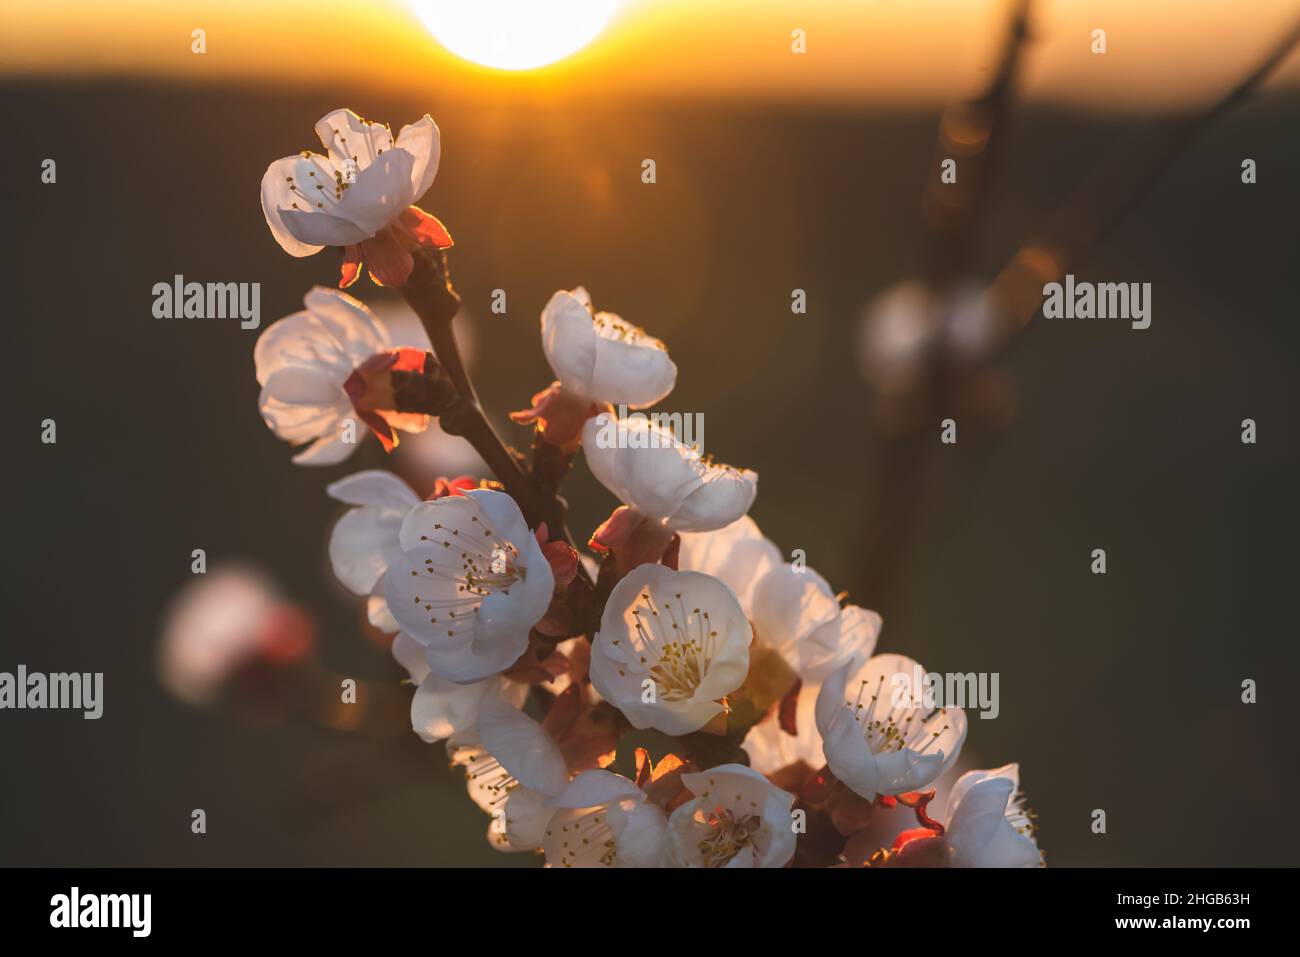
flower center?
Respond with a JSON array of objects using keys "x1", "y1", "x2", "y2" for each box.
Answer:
[
  {"x1": 650, "y1": 641, "x2": 704, "y2": 700},
  {"x1": 591, "y1": 312, "x2": 663, "y2": 350},
  {"x1": 848, "y1": 674, "x2": 953, "y2": 757},
  {"x1": 697, "y1": 808, "x2": 762, "y2": 867},
  {"x1": 408, "y1": 508, "x2": 523, "y2": 641},
  {"x1": 630, "y1": 591, "x2": 720, "y2": 701},
  {"x1": 283, "y1": 123, "x2": 398, "y2": 213},
  {"x1": 284, "y1": 154, "x2": 357, "y2": 212}
]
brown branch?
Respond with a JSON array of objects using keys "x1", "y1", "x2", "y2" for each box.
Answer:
[
  {"x1": 529, "y1": 430, "x2": 577, "y2": 498},
  {"x1": 393, "y1": 353, "x2": 570, "y2": 538},
  {"x1": 399, "y1": 247, "x2": 477, "y2": 401},
  {"x1": 395, "y1": 249, "x2": 594, "y2": 589},
  {"x1": 923, "y1": 0, "x2": 1033, "y2": 285},
  {"x1": 859, "y1": 6, "x2": 1300, "y2": 611},
  {"x1": 859, "y1": 0, "x2": 1034, "y2": 610}
]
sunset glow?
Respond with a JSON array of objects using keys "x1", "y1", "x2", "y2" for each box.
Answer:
[
  {"x1": 0, "y1": 0, "x2": 1297, "y2": 108},
  {"x1": 409, "y1": 0, "x2": 621, "y2": 70}
]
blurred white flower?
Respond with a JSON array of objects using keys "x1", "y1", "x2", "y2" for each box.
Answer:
[
  {"x1": 857, "y1": 280, "x2": 940, "y2": 393},
  {"x1": 260, "y1": 109, "x2": 451, "y2": 287},
  {"x1": 384, "y1": 490, "x2": 554, "y2": 682},
  {"x1": 541, "y1": 287, "x2": 677, "y2": 407},
  {"x1": 582, "y1": 412, "x2": 757, "y2": 533},
  {"x1": 667, "y1": 764, "x2": 796, "y2": 868},
  {"x1": 816, "y1": 653, "x2": 967, "y2": 801},
  {"x1": 255, "y1": 286, "x2": 430, "y2": 465},
  {"x1": 857, "y1": 279, "x2": 1005, "y2": 392},
  {"x1": 944, "y1": 282, "x2": 1004, "y2": 365},
  {"x1": 158, "y1": 565, "x2": 312, "y2": 705},
  {"x1": 589, "y1": 564, "x2": 751, "y2": 735},
  {"x1": 941, "y1": 763, "x2": 1041, "y2": 868},
  {"x1": 543, "y1": 770, "x2": 668, "y2": 867}
]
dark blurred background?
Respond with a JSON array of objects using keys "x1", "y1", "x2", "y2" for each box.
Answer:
[{"x1": 2, "y1": 6, "x2": 1298, "y2": 867}]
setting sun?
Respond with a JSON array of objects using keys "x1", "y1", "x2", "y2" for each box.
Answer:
[{"x1": 409, "y1": 0, "x2": 621, "y2": 71}]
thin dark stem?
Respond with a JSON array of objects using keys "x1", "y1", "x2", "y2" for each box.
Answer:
[
  {"x1": 396, "y1": 247, "x2": 594, "y2": 590},
  {"x1": 923, "y1": 0, "x2": 1032, "y2": 285},
  {"x1": 399, "y1": 248, "x2": 478, "y2": 402}
]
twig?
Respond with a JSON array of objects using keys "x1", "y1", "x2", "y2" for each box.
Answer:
[
  {"x1": 859, "y1": 0, "x2": 1034, "y2": 611},
  {"x1": 399, "y1": 247, "x2": 478, "y2": 403},
  {"x1": 923, "y1": 0, "x2": 1032, "y2": 286},
  {"x1": 396, "y1": 248, "x2": 594, "y2": 589}
]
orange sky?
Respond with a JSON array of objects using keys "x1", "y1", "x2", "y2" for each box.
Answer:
[{"x1": 2, "y1": 0, "x2": 1298, "y2": 108}]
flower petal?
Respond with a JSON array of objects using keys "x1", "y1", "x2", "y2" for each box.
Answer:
[
  {"x1": 541, "y1": 289, "x2": 599, "y2": 396},
  {"x1": 395, "y1": 115, "x2": 441, "y2": 201},
  {"x1": 411, "y1": 672, "x2": 497, "y2": 742},
  {"x1": 368, "y1": 592, "x2": 400, "y2": 633},
  {"x1": 668, "y1": 465, "x2": 759, "y2": 532},
  {"x1": 588, "y1": 323, "x2": 677, "y2": 408},
  {"x1": 391, "y1": 631, "x2": 431, "y2": 683},
  {"x1": 677, "y1": 515, "x2": 782, "y2": 610},
  {"x1": 476, "y1": 700, "x2": 568, "y2": 796},
  {"x1": 326, "y1": 469, "x2": 420, "y2": 509},
  {"x1": 314, "y1": 108, "x2": 396, "y2": 169},
  {"x1": 278, "y1": 207, "x2": 372, "y2": 247},
  {"x1": 334, "y1": 149, "x2": 417, "y2": 236},
  {"x1": 253, "y1": 309, "x2": 351, "y2": 387},
  {"x1": 328, "y1": 505, "x2": 406, "y2": 595},
  {"x1": 260, "y1": 155, "x2": 325, "y2": 257},
  {"x1": 290, "y1": 430, "x2": 358, "y2": 466},
  {"x1": 302, "y1": 286, "x2": 391, "y2": 365}
]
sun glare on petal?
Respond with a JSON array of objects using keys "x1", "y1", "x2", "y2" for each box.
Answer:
[{"x1": 410, "y1": 0, "x2": 621, "y2": 71}]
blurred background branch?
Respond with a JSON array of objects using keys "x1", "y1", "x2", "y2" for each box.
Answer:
[{"x1": 857, "y1": 3, "x2": 1300, "y2": 619}]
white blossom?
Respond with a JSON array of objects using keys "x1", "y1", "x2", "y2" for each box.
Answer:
[
  {"x1": 582, "y1": 413, "x2": 756, "y2": 533},
  {"x1": 448, "y1": 700, "x2": 569, "y2": 852},
  {"x1": 680, "y1": 515, "x2": 879, "y2": 682},
  {"x1": 261, "y1": 109, "x2": 450, "y2": 287},
  {"x1": 667, "y1": 764, "x2": 796, "y2": 868},
  {"x1": 540, "y1": 287, "x2": 677, "y2": 407},
  {"x1": 384, "y1": 490, "x2": 554, "y2": 682},
  {"x1": 542, "y1": 770, "x2": 668, "y2": 867},
  {"x1": 256, "y1": 287, "x2": 414, "y2": 464},
  {"x1": 942, "y1": 764, "x2": 1042, "y2": 867},
  {"x1": 816, "y1": 653, "x2": 967, "y2": 801},
  {"x1": 589, "y1": 564, "x2": 751, "y2": 735}
]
